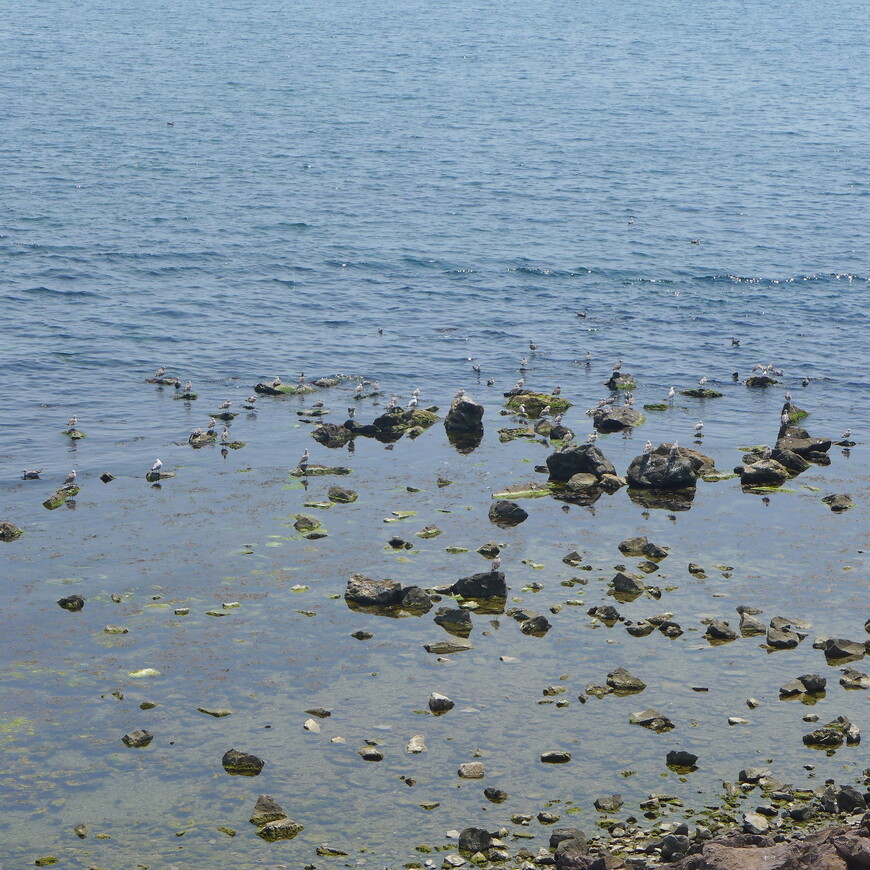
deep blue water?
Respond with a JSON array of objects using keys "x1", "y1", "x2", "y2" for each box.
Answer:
[{"x1": 2, "y1": 0, "x2": 870, "y2": 865}]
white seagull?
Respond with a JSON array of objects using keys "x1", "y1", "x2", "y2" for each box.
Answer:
[
  {"x1": 63, "y1": 469, "x2": 77, "y2": 487},
  {"x1": 151, "y1": 459, "x2": 163, "y2": 473},
  {"x1": 299, "y1": 449, "x2": 310, "y2": 466}
]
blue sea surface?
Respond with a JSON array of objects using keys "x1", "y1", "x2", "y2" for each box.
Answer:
[{"x1": 1, "y1": 0, "x2": 869, "y2": 864}]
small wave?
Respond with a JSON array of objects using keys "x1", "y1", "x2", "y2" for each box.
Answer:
[{"x1": 23, "y1": 286, "x2": 100, "y2": 298}]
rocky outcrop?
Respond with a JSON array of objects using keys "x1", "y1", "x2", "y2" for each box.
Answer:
[
  {"x1": 444, "y1": 395, "x2": 484, "y2": 433},
  {"x1": 344, "y1": 574, "x2": 403, "y2": 607},
  {"x1": 740, "y1": 458, "x2": 788, "y2": 487},
  {"x1": 452, "y1": 571, "x2": 507, "y2": 600},
  {"x1": 670, "y1": 811, "x2": 870, "y2": 869},
  {"x1": 592, "y1": 406, "x2": 644, "y2": 432}
]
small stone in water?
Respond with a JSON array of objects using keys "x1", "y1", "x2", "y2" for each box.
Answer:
[
  {"x1": 458, "y1": 761, "x2": 485, "y2": 779},
  {"x1": 303, "y1": 718, "x2": 320, "y2": 732}
]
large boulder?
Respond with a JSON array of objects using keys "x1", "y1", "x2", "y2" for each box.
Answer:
[
  {"x1": 547, "y1": 445, "x2": 616, "y2": 482},
  {"x1": 452, "y1": 571, "x2": 507, "y2": 600},
  {"x1": 740, "y1": 459, "x2": 788, "y2": 487},
  {"x1": 626, "y1": 444, "x2": 709, "y2": 490},
  {"x1": 444, "y1": 395, "x2": 484, "y2": 433},
  {"x1": 344, "y1": 574, "x2": 403, "y2": 607},
  {"x1": 776, "y1": 435, "x2": 832, "y2": 458}
]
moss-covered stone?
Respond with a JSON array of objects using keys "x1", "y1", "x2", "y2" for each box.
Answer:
[
  {"x1": 643, "y1": 402, "x2": 670, "y2": 411},
  {"x1": 505, "y1": 393, "x2": 571, "y2": 418},
  {"x1": 0, "y1": 521, "x2": 23, "y2": 542},
  {"x1": 172, "y1": 392, "x2": 197, "y2": 401},
  {"x1": 492, "y1": 482, "x2": 552, "y2": 499},
  {"x1": 746, "y1": 375, "x2": 779, "y2": 387},
  {"x1": 289, "y1": 465, "x2": 351, "y2": 477},
  {"x1": 63, "y1": 428, "x2": 86, "y2": 440},
  {"x1": 43, "y1": 486, "x2": 80, "y2": 510},
  {"x1": 254, "y1": 382, "x2": 317, "y2": 396},
  {"x1": 680, "y1": 388, "x2": 724, "y2": 399},
  {"x1": 498, "y1": 426, "x2": 537, "y2": 442}
]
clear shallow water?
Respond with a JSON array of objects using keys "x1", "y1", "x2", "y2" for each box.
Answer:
[{"x1": 2, "y1": 0, "x2": 870, "y2": 865}]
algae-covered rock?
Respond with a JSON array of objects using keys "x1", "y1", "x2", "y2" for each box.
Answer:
[
  {"x1": 327, "y1": 485, "x2": 358, "y2": 503},
  {"x1": 746, "y1": 375, "x2": 779, "y2": 387},
  {"x1": 498, "y1": 426, "x2": 537, "y2": 442},
  {"x1": 0, "y1": 521, "x2": 23, "y2": 542},
  {"x1": 311, "y1": 423, "x2": 353, "y2": 448},
  {"x1": 172, "y1": 391, "x2": 197, "y2": 401},
  {"x1": 43, "y1": 485, "x2": 80, "y2": 510},
  {"x1": 680, "y1": 388, "x2": 724, "y2": 399},
  {"x1": 492, "y1": 482, "x2": 551, "y2": 499},
  {"x1": 222, "y1": 748, "x2": 265, "y2": 775},
  {"x1": 257, "y1": 817, "x2": 304, "y2": 840},
  {"x1": 289, "y1": 464, "x2": 351, "y2": 477},
  {"x1": 57, "y1": 595, "x2": 85, "y2": 612},
  {"x1": 189, "y1": 431, "x2": 217, "y2": 448},
  {"x1": 293, "y1": 514, "x2": 321, "y2": 532},
  {"x1": 643, "y1": 402, "x2": 670, "y2": 411},
  {"x1": 250, "y1": 794, "x2": 287, "y2": 826},
  {"x1": 505, "y1": 392, "x2": 571, "y2": 418},
  {"x1": 146, "y1": 470, "x2": 176, "y2": 482},
  {"x1": 604, "y1": 373, "x2": 637, "y2": 390},
  {"x1": 63, "y1": 428, "x2": 86, "y2": 440},
  {"x1": 254, "y1": 381, "x2": 316, "y2": 396},
  {"x1": 344, "y1": 574, "x2": 403, "y2": 607}
]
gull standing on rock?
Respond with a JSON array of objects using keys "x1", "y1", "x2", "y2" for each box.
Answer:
[
  {"x1": 643, "y1": 440, "x2": 653, "y2": 454},
  {"x1": 668, "y1": 387, "x2": 675, "y2": 402},
  {"x1": 272, "y1": 376, "x2": 282, "y2": 387},
  {"x1": 154, "y1": 366, "x2": 166, "y2": 378},
  {"x1": 552, "y1": 385, "x2": 562, "y2": 396},
  {"x1": 22, "y1": 469, "x2": 43, "y2": 479},
  {"x1": 408, "y1": 396, "x2": 418, "y2": 409},
  {"x1": 151, "y1": 459, "x2": 163, "y2": 474},
  {"x1": 219, "y1": 400, "x2": 232, "y2": 410},
  {"x1": 67, "y1": 415, "x2": 77, "y2": 428},
  {"x1": 843, "y1": 428, "x2": 852, "y2": 440},
  {"x1": 694, "y1": 421, "x2": 704, "y2": 436},
  {"x1": 587, "y1": 432, "x2": 598, "y2": 443},
  {"x1": 63, "y1": 469, "x2": 77, "y2": 487},
  {"x1": 347, "y1": 406, "x2": 356, "y2": 419},
  {"x1": 698, "y1": 376, "x2": 708, "y2": 388},
  {"x1": 491, "y1": 555, "x2": 501, "y2": 573},
  {"x1": 299, "y1": 449, "x2": 310, "y2": 467},
  {"x1": 208, "y1": 417, "x2": 217, "y2": 430},
  {"x1": 183, "y1": 380, "x2": 192, "y2": 393},
  {"x1": 246, "y1": 395, "x2": 257, "y2": 404}
]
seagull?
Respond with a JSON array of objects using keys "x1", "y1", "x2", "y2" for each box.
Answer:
[
  {"x1": 519, "y1": 357, "x2": 528, "y2": 370},
  {"x1": 781, "y1": 411, "x2": 790, "y2": 425},
  {"x1": 731, "y1": 337, "x2": 740, "y2": 346},
  {"x1": 698, "y1": 376, "x2": 708, "y2": 388},
  {"x1": 183, "y1": 381, "x2": 192, "y2": 392},
  {"x1": 585, "y1": 351, "x2": 591, "y2": 362},
  {"x1": 221, "y1": 427, "x2": 230, "y2": 443},
  {"x1": 529, "y1": 340, "x2": 537, "y2": 351},
  {"x1": 455, "y1": 388, "x2": 466, "y2": 399},
  {"x1": 272, "y1": 376, "x2": 282, "y2": 387},
  {"x1": 408, "y1": 396, "x2": 418, "y2": 408},
  {"x1": 587, "y1": 432, "x2": 598, "y2": 443},
  {"x1": 311, "y1": 399, "x2": 325, "y2": 409},
  {"x1": 208, "y1": 417, "x2": 217, "y2": 430},
  {"x1": 354, "y1": 383, "x2": 363, "y2": 396},
  {"x1": 347, "y1": 406, "x2": 356, "y2": 419},
  {"x1": 517, "y1": 404, "x2": 526, "y2": 416},
  {"x1": 298, "y1": 372, "x2": 305, "y2": 384},
  {"x1": 802, "y1": 377, "x2": 810, "y2": 387},
  {"x1": 612, "y1": 359, "x2": 623, "y2": 372},
  {"x1": 63, "y1": 469, "x2": 77, "y2": 486},
  {"x1": 843, "y1": 428, "x2": 852, "y2": 440},
  {"x1": 784, "y1": 391, "x2": 792, "y2": 402},
  {"x1": 490, "y1": 555, "x2": 501, "y2": 573},
  {"x1": 67, "y1": 415, "x2": 77, "y2": 428},
  {"x1": 299, "y1": 449, "x2": 310, "y2": 466},
  {"x1": 191, "y1": 427, "x2": 203, "y2": 437},
  {"x1": 246, "y1": 395, "x2": 257, "y2": 404},
  {"x1": 541, "y1": 405, "x2": 551, "y2": 417},
  {"x1": 151, "y1": 459, "x2": 163, "y2": 474},
  {"x1": 553, "y1": 414, "x2": 563, "y2": 424},
  {"x1": 412, "y1": 388, "x2": 420, "y2": 397},
  {"x1": 669, "y1": 440, "x2": 679, "y2": 456},
  {"x1": 643, "y1": 440, "x2": 653, "y2": 454},
  {"x1": 471, "y1": 364, "x2": 481, "y2": 375},
  {"x1": 372, "y1": 380, "x2": 380, "y2": 391},
  {"x1": 219, "y1": 400, "x2": 232, "y2": 410},
  {"x1": 731, "y1": 371, "x2": 739, "y2": 381},
  {"x1": 154, "y1": 366, "x2": 166, "y2": 378},
  {"x1": 552, "y1": 385, "x2": 562, "y2": 396},
  {"x1": 667, "y1": 387, "x2": 675, "y2": 402},
  {"x1": 22, "y1": 469, "x2": 42, "y2": 480},
  {"x1": 694, "y1": 420, "x2": 704, "y2": 434},
  {"x1": 486, "y1": 378, "x2": 494, "y2": 386}
]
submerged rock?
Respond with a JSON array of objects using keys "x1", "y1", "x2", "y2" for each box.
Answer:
[
  {"x1": 122, "y1": 729, "x2": 153, "y2": 748},
  {"x1": 630, "y1": 709, "x2": 675, "y2": 732},
  {"x1": 822, "y1": 493, "x2": 854, "y2": 512},
  {"x1": 327, "y1": 485, "x2": 357, "y2": 503},
  {"x1": 606, "y1": 666, "x2": 646, "y2": 694},
  {"x1": 311, "y1": 423, "x2": 353, "y2": 448},
  {"x1": 401, "y1": 586, "x2": 434, "y2": 612},
  {"x1": 434, "y1": 606, "x2": 473, "y2": 637}
]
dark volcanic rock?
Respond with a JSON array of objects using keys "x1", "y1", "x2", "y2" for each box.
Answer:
[
  {"x1": 666, "y1": 750, "x2": 698, "y2": 768},
  {"x1": 452, "y1": 570, "x2": 507, "y2": 600},
  {"x1": 311, "y1": 423, "x2": 353, "y2": 448},
  {"x1": 488, "y1": 500, "x2": 528, "y2": 527},
  {"x1": 546, "y1": 444, "x2": 616, "y2": 481},
  {"x1": 776, "y1": 435, "x2": 833, "y2": 458},
  {"x1": 459, "y1": 826, "x2": 493, "y2": 854},
  {"x1": 222, "y1": 748, "x2": 265, "y2": 775},
  {"x1": 344, "y1": 574, "x2": 403, "y2": 607},
  {"x1": 400, "y1": 585, "x2": 434, "y2": 612}
]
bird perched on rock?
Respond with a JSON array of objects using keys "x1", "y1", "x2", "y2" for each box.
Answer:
[
  {"x1": 63, "y1": 469, "x2": 77, "y2": 486},
  {"x1": 408, "y1": 396, "x2": 418, "y2": 409},
  {"x1": 22, "y1": 469, "x2": 42, "y2": 479},
  {"x1": 347, "y1": 406, "x2": 356, "y2": 419},
  {"x1": 587, "y1": 432, "x2": 598, "y2": 443},
  {"x1": 552, "y1": 385, "x2": 562, "y2": 396},
  {"x1": 802, "y1": 377, "x2": 810, "y2": 387},
  {"x1": 486, "y1": 378, "x2": 494, "y2": 386},
  {"x1": 299, "y1": 449, "x2": 310, "y2": 466},
  {"x1": 311, "y1": 399, "x2": 324, "y2": 409},
  {"x1": 246, "y1": 395, "x2": 257, "y2": 404},
  {"x1": 491, "y1": 555, "x2": 501, "y2": 573},
  {"x1": 272, "y1": 376, "x2": 282, "y2": 387},
  {"x1": 612, "y1": 359, "x2": 623, "y2": 372},
  {"x1": 221, "y1": 427, "x2": 230, "y2": 443},
  {"x1": 669, "y1": 441, "x2": 679, "y2": 455},
  {"x1": 354, "y1": 383, "x2": 363, "y2": 396},
  {"x1": 67, "y1": 414, "x2": 77, "y2": 428},
  {"x1": 218, "y1": 400, "x2": 232, "y2": 410},
  {"x1": 668, "y1": 387, "x2": 675, "y2": 401},
  {"x1": 698, "y1": 376, "x2": 708, "y2": 388},
  {"x1": 154, "y1": 366, "x2": 166, "y2": 378},
  {"x1": 843, "y1": 428, "x2": 852, "y2": 440},
  {"x1": 694, "y1": 420, "x2": 704, "y2": 435},
  {"x1": 151, "y1": 459, "x2": 163, "y2": 474},
  {"x1": 585, "y1": 351, "x2": 592, "y2": 362},
  {"x1": 643, "y1": 440, "x2": 653, "y2": 454},
  {"x1": 540, "y1": 405, "x2": 551, "y2": 417},
  {"x1": 208, "y1": 417, "x2": 217, "y2": 430},
  {"x1": 529, "y1": 340, "x2": 537, "y2": 351},
  {"x1": 298, "y1": 372, "x2": 305, "y2": 384}
]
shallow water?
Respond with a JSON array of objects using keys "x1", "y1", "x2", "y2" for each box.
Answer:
[{"x1": 2, "y1": 0, "x2": 870, "y2": 864}]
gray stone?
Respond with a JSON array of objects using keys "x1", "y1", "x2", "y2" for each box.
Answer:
[
  {"x1": 327, "y1": 485, "x2": 358, "y2": 503},
  {"x1": 401, "y1": 585, "x2": 434, "y2": 612},
  {"x1": 250, "y1": 794, "x2": 287, "y2": 826},
  {"x1": 459, "y1": 827, "x2": 493, "y2": 854},
  {"x1": 458, "y1": 761, "x2": 484, "y2": 778},
  {"x1": 740, "y1": 458, "x2": 788, "y2": 487},
  {"x1": 666, "y1": 750, "x2": 698, "y2": 768},
  {"x1": 222, "y1": 748, "x2": 265, "y2": 775},
  {"x1": 822, "y1": 493, "x2": 854, "y2": 512},
  {"x1": 541, "y1": 751, "x2": 572, "y2": 764},
  {"x1": 592, "y1": 406, "x2": 644, "y2": 432},
  {"x1": 344, "y1": 573, "x2": 403, "y2": 607},
  {"x1": 444, "y1": 396, "x2": 485, "y2": 433},
  {"x1": 521, "y1": 614, "x2": 552, "y2": 635},
  {"x1": 740, "y1": 612, "x2": 767, "y2": 636},
  {"x1": 630, "y1": 709, "x2": 675, "y2": 732},
  {"x1": 705, "y1": 620, "x2": 738, "y2": 642},
  {"x1": 661, "y1": 834, "x2": 692, "y2": 860},
  {"x1": 594, "y1": 794, "x2": 623, "y2": 812},
  {"x1": 606, "y1": 666, "x2": 646, "y2": 693},
  {"x1": 434, "y1": 606, "x2": 473, "y2": 636},
  {"x1": 122, "y1": 729, "x2": 153, "y2": 748},
  {"x1": 452, "y1": 570, "x2": 507, "y2": 599},
  {"x1": 428, "y1": 692, "x2": 455, "y2": 714},
  {"x1": 618, "y1": 536, "x2": 648, "y2": 556},
  {"x1": 0, "y1": 521, "x2": 23, "y2": 541},
  {"x1": 256, "y1": 817, "x2": 303, "y2": 840},
  {"x1": 550, "y1": 829, "x2": 587, "y2": 851},
  {"x1": 57, "y1": 595, "x2": 85, "y2": 612},
  {"x1": 626, "y1": 447, "x2": 699, "y2": 490},
  {"x1": 612, "y1": 572, "x2": 645, "y2": 595},
  {"x1": 840, "y1": 668, "x2": 870, "y2": 690},
  {"x1": 742, "y1": 812, "x2": 770, "y2": 834},
  {"x1": 823, "y1": 638, "x2": 866, "y2": 660}
]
